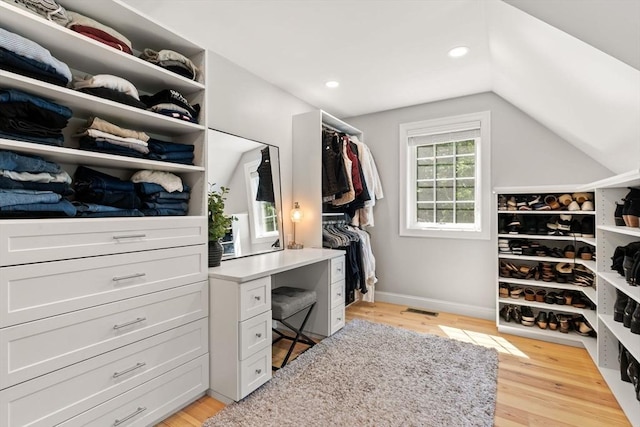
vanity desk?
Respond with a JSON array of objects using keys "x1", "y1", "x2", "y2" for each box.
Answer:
[{"x1": 207, "y1": 247, "x2": 346, "y2": 402}]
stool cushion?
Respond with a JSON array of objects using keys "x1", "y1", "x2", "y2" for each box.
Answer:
[{"x1": 271, "y1": 286, "x2": 317, "y2": 320}]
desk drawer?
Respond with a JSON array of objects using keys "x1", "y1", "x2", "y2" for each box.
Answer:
[
  {"x1": 57, "y1": 354, "x2": 209, "y2": 427},
  {"x1": 0, "y1": 216, "x2": 206, "y2": 266},
  {"x1": 0, "y1": 281, "x2": 208, "y2": 388},
  {"x1": 0, "y1": 245, "x2": 206, "y2": 327},
  {"x1": 330, "y1": 256, "x2": 345, "y2": 283},
  {"x1": 330, "y1": 280, "x2": 345, "y2": 309},
  {"x1": 330, "y1": 305, "x2": 345, "y2": 335},
  {"x1": 239, "y1": 346, "x2": 271, "y2": 399},
  {"x1": 239, "y1": 310, "x2": 272, "y2": 361},
  {"x1": 1, "y1": 319, "x2": 207, "y2": 427},
  {"x1": 239, "y1": 276, "x2": 271, "y2": 322}
]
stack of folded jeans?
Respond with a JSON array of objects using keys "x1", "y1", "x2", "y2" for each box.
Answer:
[
  {"x1": 139, "y1": 48, "x2": 199, "y2": 80},
  {"x1": 0, "y1": 88, "x2": 72, "y2": 146},
  {"x1": 140, "y1": 89, "x2": 200, "y2": 124},
  {"x1": 75, "y1": 116, "x2": 150, "y2": 159},
  {"x1": 131, "y1": 170, "x2": 190, "y2": 216},
  {"x1": 0, "y1": 149, "x2": 76, "y2": 217},
  {"x1": 147, "y1": 138, "x2": 194, "y2": 165},
  {"x1": 0, "y1": 26, "x2": 72, "y2": 86},
  {"x1": 73, "y1": 165, "x2": 142, "y2": 217}
]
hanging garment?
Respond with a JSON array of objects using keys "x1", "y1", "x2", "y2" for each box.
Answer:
[
  {"x1": 321, "y1": 129, "x2": 349, "y2": 199},
  {"x1": 255, "y1": 146, "x2": 275, "y2": 203}
]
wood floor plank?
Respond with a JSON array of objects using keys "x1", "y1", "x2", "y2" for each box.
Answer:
[{"x1": 155, "y1": 301, "x2": 630, "y2": 426}]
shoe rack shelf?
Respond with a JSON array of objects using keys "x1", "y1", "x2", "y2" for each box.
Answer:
[
  {"x1": 494, "y1": 187, "x2": 598, "y2": 347},
  {"x1": 599, "y1": 224, "x2": 640, "y2": 238}
]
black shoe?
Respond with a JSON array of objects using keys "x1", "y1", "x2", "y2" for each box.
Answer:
[
  {"x1": 631, "y1": 302, "x2": 640, "y2": 334},
  {"x1": 521, "y1": 306, "x2": 535, "y2": 326},
  {"x1": 620, "y1": 343, "x2": 632, "y2": 382},
  {"x1": 569, "y1": 219, "x2": 583, "y2": 237},
  {"x1": 581, "y1": 216, "x2": 595, "y2": 238},
  {"x1": 548, "y1": 312, "x2": 558, "y2": 330},
  {"x1": 536, "y1": 311, "x2": 548, "y2": 329},
  {"x1": 623, "y1": 299, "x2": 637, "y2": 328},
  {"x1": 511, "y1": 306, "x2": 522, "y2": 323},
  {"x1": 614, "y1": 290, "x2": 629, "y2": 322},
  {"x1": 615, "y1": 202, "x2": 626, "y2": 226},
  {"x1": 500, "y1": 305, "x2": 512, "y2": 322}
]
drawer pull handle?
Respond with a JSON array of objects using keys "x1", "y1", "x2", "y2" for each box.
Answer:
[
  {"x1": 112, "y1": 272, "x2": 146, "y2": 282},
  {"x1": 337, "y1": 293, "x2": 342, "y2": 297},
  {"x1": 113, "y1": 233, "x2": 146, "y2": 240},
  {"x1": 256, "y1": 332, "x2": 262, "y2": 338},
  {"x1": 113, "y1": 362, "x2": 146, "y2": 378},
  {"x1": 113, "y1": 406, "x2": 146, "y2": 426},
  {"x1": 337, "y1": 317, "x2": 342, "y2": 321},
  {"x1": 255, "y1": 368, "x2": 262, "y2": 374},
  {"x1": 113, "y1": 317, "x2": 146, "y2": 330},
  {"x1": 254, "y1": 296, "x2": 261, "y2": 301}
]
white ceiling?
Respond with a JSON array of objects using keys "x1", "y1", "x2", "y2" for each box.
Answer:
[{"x1": 122, "y1": 0, "x2": 640, "y2": 174}]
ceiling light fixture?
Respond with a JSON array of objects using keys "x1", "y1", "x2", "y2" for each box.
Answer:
[
  {"x1": 448, "y1": 46, "x2": 469, "y2": 58},
  {"x1": 325, "y1": 80, "x2": 339, "y2": 88}
]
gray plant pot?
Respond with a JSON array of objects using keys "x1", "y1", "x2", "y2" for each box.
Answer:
[{"x1": 208, "y1": 240, "x2": 223, "y2": 267}]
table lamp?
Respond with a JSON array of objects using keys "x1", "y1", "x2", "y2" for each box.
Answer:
[{"x1": 287, "y1": 202, "x2": 304, "y2": 249}]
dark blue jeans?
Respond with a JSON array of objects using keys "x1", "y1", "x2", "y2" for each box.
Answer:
[
  {"x1": 0, "y1": 199, "x2": 76, "y2": 216},
  {"x1": 0, "y1": 150, "x2": 61, "y2": 173},
  {"x1": 74, "y1": 166, "x2": 140, "y2": 209},
  {"x1": 0, "y1": 88, "x2": 72, "y2": 118}
]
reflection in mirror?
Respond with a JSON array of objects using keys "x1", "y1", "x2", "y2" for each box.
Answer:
[{"x1": 208, "y1": 128, "x2": 284, "y2": 260}]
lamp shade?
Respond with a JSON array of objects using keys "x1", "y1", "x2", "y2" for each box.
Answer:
[{"x1": 290, "y1": 202, "x2": 303, "y2": 223}]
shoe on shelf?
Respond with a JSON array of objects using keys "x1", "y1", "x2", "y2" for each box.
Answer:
[
  {"x1": 568, "y1": 200, "x2": 581, "y2": 211},
  {"x1": 575, "y1": 316, "x2": 594, "y2": 336},
  {"x1": 535, "y1": 289, "x2": 546, "y2": 303},
  {"x1": 620, "y1": 343, "x2": 632, "y2": 382},
  {"x1": 563, "y1": 291, "x2": 574, "y2": 306},
  {"x1": 498, "y1": 195, "x2": 508, "y2": 210},
  {"x1": 499, "y1": 283, "x2": 511, "y2": 298},
  {"x1": 510, "y1": 287, "x2": 524, "y2": 299},
  {"x1": 557, "y1": 214, "x2": 572, "y2": 232},
  {"x1": 573, "y1": 192, "x2": 592, "y2": 204},
  {"x1": 500, "y1": 305, "x2": 512, "y2": 322},
  {"x1": 615, "y1": 202, "x2": 626, "y2": 226},
  {"x1": 578, "y1": 246, "x2": 594, "y2": 260},
  {"x1": 581, "y1": 200, "x2": 594, "y2": 211},
  {"x1": 527, "y1": 195, "x2": 541, "y2": 207},
  {"x1": 511, "y1": 306, "x2": 522, "y2": 323},
  {"x1": 558, "y1": 194, "x2": 573, "y2": 206},
  {"x1": 548, "y1": 312, "x2": 558, "y2": 330},
  {"x1": 545, "y1": 291, "x2": 557, "y2": 304},
  {"x1": 536, "y1": 311, "x2": 548, "y2": 329},
  {"x1": 564, "y1": 244, "x2": 576, "y2": 259},
  {"x1": 569, "y1": 219, "x2": 583, "y2": 237},
  {"x1": 631, "y1": 303, "x2": 640, "y2": 335},
  {"x1": 581, "y1": 217, "x2": 595, "y2": 238},
  {"x1": 545, "y1": 195, "x2": 560, "y2": 210},
  {"x1": 524, "y1": 288, "x2": 536, "y2": 301},
  {"x1": 628, "y1": 198, "x2": 640, "y2": 227},
  {"x1": 558, "y1": 315, "x2": 570, "y2": 333},
  {"x1": 623, "y1": 299, "x2": 637, "y2": 328},
  {"x1": 614, "y1": 290, "x2": 629, "y2": 322},
  {"x1": 521, "y1": 306, "x2": 535, "y2": 326}
]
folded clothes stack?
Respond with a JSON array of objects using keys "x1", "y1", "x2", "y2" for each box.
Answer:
[
  {"x1": 75, "y1": 116, "x2": 150, "y2": 159},
  {"x1": 73, "y1": 74, "x2": 146, "y2": 109},
  {"x1": 0, "y1": 26, "x2": 72, "y2": 86},
  {"x1": 139, "y1": 48, "x2": 199, "y2": 80},
  {"x1": 73, "y1": 165, "x2": 142, "y2": 217},
  {"x1": 0, "y1": 150, "x2": 76, "y2": 217},
  {"x1": 0, "y1": 88, "x2": 72, "y2": 147},
  {"x1": 1, "y1": 0, "x2": 70, "y2": 26},
  {"x1": 65, "y1": 10, "x2": 132, "y2": 54},
  {"x1": 147, "y1": 138, "x2": 194, "y2": 165},
  {"x1": 140, "y1": 89, "x2": 200, "y2": 124},
  {"x1": 131, "y1": 169, "x2": 190, "y2": 216}
]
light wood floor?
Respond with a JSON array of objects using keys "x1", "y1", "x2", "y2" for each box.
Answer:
[{"x1": 156, "y1": 301, "x2": 631, "y2": 427}]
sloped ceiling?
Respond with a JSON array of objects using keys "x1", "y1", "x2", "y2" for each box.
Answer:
[{"x1": 122, "y1": 0, "x2": 639, "y2": 174}]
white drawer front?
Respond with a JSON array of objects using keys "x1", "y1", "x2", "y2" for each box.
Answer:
[
  {"x1": 239, "y1": 310, "x2": 272, "y2": 361},
  {"x1": 57, "y1": 354, "x2": 209, "y2": 427},
  {"x1": 330, "y1": 256, "x2": 345, "y2": 283},
  {"x1": 330, "y1": 280, "x2": 346, "y2": 309},
  {"x1": 1, "y1": 319, "x2": 207, "y2": 427},
  {"x1": 0, "y1": 216, "x2": 206, "y2": 266},
  {"x1": 239, "y1": 346, "x2": 271, "y2": 399},
  {"x1": 239, "y1": 276, "x2": 271, "y2": 322},
  {"x1": 0, "y1": 245, "x2": 206, "y2": 327},
  {"x1": 330, "y1": 305, "x2": 345, "y2": 335},
  {"x1": 0, "y1": 281, "x2": 208, "y2": 388}
]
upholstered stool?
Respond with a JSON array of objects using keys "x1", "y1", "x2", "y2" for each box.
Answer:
[{"x1": 271, "y1": 286, "x2": 317, "y2": 370}]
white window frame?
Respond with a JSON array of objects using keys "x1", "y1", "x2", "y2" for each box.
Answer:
[{"x1": 399, "y1": 111, "x2": 491, "y2": 240}]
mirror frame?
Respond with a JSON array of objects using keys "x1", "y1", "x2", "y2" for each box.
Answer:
[{"x1": 207, "y1": 128, "x2": 284, "y2": 261}]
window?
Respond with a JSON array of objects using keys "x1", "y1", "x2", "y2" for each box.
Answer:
[
  {"x1": 245, "y1": 161, "x2": 279, "y2": 242},
  {"x1": 399, "y1": 111, "x2": 491, "y2": 239}
]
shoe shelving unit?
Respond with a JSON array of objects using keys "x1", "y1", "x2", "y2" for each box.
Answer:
[
  {"x1": 588, "y1": 170, "x2": 640, "y2": 427},
  {"x1": 494, "y1": 185, "x2": 598, "y2": 358}
]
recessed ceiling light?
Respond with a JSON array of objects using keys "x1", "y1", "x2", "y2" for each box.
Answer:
[
  {"x1": 325, "y1": 81, "x2": 339, "y2": 88},
  {"x1": 448, "y1": 46, "x2": 469, "y2": 58}
]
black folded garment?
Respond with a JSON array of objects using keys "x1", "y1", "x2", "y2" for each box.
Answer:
[
  {"x1": 140, "y1": 89, "x2": 200, "y2": 118},
  {"x1": 147, "y1": 138, "x2": 194, "y2": 153},
  {"x1": 0, "y1": 116, "x2": 63, "y2": 138},
  {"x1": 0, "y1": 175, "x2": 73, "y2": 195},
  {"x1": 0, "y1": 101, "x2": 70, "y2": 129},
  {"x1": 77, "y1": 87, "x2": 147, "y2": 109},
  {"x1": 78, "y1": 136, "x2": 146, "y2": 159}
]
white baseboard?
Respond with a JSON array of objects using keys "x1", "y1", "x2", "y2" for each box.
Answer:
[{"x1": 374, "y1": 291, "x2": 495, "y2": 321}]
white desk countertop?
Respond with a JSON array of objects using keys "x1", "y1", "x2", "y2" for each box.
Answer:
[{"x1": 208, "y1": 248, "x2": 345, "y2": 283}]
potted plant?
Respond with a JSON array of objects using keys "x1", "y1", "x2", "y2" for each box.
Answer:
[{"x1": 208, "y1": 185, "x2": 235, "y2": 267}]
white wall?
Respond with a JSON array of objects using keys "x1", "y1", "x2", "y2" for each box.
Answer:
[
  {"x1": 206, "y1": 50, "x2": 314, "y2": 237},
  {"x1": 345, "y1": 92, "x2": 612, "y2": 319}
]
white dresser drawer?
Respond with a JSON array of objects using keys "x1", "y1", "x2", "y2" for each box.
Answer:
[
  {"x1": 330, "y1": 280, "x2": 345, "y2": 309},
  {"x1": 57, "y1": 354, "x2": 209, "y2": 427},
  {"x1": 0, "y1": 216, "x2": 206, "y2": 266},
  {"x1": 239, "y1": 346, "x2": 271, "y2": 399},
  {"x1": 1, "y1": 319, "x2": 207, "y2": 427},
  {"x1": 330, "y1": 305, "x2": 345, "y2": 335},
  {"x1": 0, "y1": 245, "x2": 206, "y2": 327},
  {"x1": 239, "y1": 310, "x2": 272, "y2": 361},
  {"x1": 239, "y1": 276, "x2": 271, "y2": 322},
  {"x1": 0, "y1": 281, "x2": 208, "y2": 389},
  {"x1": 330, "y1": 256, "x2": 345, "y2": 283}
]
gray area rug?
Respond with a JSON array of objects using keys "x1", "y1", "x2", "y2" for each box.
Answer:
[{"x1": 203, "y1": 319, "x2": 498, "y2": 427}]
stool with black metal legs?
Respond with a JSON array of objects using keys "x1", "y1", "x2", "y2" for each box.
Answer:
[{"x1": 271, "y1": 286, "x2": 317, "y2": 370}]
